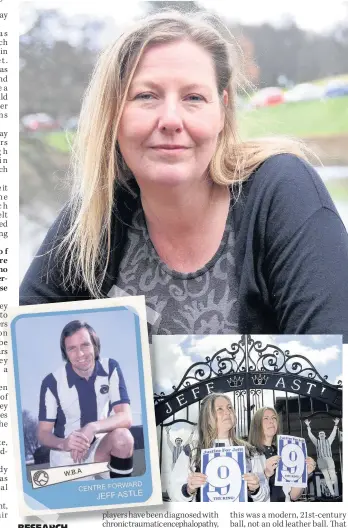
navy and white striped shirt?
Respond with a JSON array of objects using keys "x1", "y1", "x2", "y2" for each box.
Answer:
[
  {"x1": 39, "y1": 358, "x2": 130, "y2": 438},
  {"x1": 317, "y1": 437, "x2": 333, "y2": 458}
]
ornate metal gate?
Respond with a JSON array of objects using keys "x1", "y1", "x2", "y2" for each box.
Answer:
[{"x1": 154, "y1": 335, "x2": 343, "y2": 501}]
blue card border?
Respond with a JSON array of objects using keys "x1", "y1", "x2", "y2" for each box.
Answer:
[{"x1": 11, "y1": 306, "x2": 153, "y2": 510}]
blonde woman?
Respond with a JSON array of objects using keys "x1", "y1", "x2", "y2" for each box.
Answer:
[
  {"x1": 20, "y1": 10, "x2": 348, "y2": 340},
  {"x1": 169, "y1": 393, "x2": 269, "y2": 502},
  {"x1": 249, "y1": 407, "x2": 316, "y2": 502}
]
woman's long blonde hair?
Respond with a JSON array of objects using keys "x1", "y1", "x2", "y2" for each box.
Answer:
[
  {"x1": 62, "y1": 9, "x2": 313, "y2": 296},
  {"x1": 190, "y1": 392, "x2": 254, "y2": 470},
  {"x1": 248, "y1": 407, "x2": 281, "y2": 453}
]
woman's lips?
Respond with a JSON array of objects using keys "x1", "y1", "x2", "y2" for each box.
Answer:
[
  {"x1": 151, "y1": 145, "x2": 190, "y2": 153},
  {"x1": 152, "y1": 147, "x2": 187, "y2": 152},
  {"x1": 152, "y1": 144, "x2": 188, "y2": 149}
]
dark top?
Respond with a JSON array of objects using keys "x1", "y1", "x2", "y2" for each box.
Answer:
[
  {"x1": 116, "y1": 199, "x2": 239, "y2": 336},
  {"x1": 19, "y1": 154, "x2": 348, "y2": 341},
  {"x1": 263, "y1": 444, "x2": 286, "y2": 502}
]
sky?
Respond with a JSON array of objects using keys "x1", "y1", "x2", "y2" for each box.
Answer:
[
  {"x1": 151, "y1": 334, "x2": 343, "y2": 394},
  {"x1": 20, "y1": 0, "x2": 348, "y2": 35}
]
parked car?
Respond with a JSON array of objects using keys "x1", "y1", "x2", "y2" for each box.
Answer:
[
  {"x1": 250, "y1": 87, "x2": 284, "y2": 108},
  {"x1": 324, "y1": 80, "x2": 348, "y2": 98},
  {"x1": 284, "y1": 83, "x2": 325, "y2": 103},
  {"x1": 21, "y1": 113, "x2": 59, "y2": 132}
]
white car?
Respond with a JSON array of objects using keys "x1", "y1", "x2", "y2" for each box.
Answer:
[
  {"x1": 284, "y1": 83, "x2": 325, "y2": 103},
  {"x1": 21, "y1": 113, "x2": 59, "y2": 131}
]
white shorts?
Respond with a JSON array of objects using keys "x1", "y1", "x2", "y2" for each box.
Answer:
[
  {"x1": 317, "y1": 457, "x2": 335, "y2": 472},
  {"x1": 50, "y1": 434, "x2": 105, "y2": 468}
]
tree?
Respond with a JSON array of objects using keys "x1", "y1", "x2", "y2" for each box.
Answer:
[
  {"x1": 233, "y1": 33, "x2": 260, "y2": 86},
  {"x1": 22, "y1": 410, "x2": 40, "y2": 459},
  {"x1": 20, "y1": 8, "x2": 100, "y2": 118},
  {"x1": 332, "y1": 1, "x2": 348, "y2": 44}
]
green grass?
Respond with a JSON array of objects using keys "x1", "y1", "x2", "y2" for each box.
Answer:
[
  {"x1": 239, "y1": 96, "x2": 348, "y2": 139},
  {"x1": 45, "y1": 131, "x2": 75, "y2": 153}
]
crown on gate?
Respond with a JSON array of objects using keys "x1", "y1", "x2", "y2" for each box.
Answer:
[
  {"x1": 227, "y1": 375, "x2": 244, "y2": 388},
  {"x1": 251, "y1": 373, "x2": 269, "y2": 386}
]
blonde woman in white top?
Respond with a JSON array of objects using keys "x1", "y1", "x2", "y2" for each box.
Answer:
[{"x1": 169, "y1": 393, "x2": 269, "y2": 502}]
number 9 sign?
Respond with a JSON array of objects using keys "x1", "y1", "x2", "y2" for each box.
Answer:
[
  {"x1": 201, "y1": 446, "x2": 247, "y2": 502},
  {"x1": 275, "y1": 435, "x2": 308, "y2": 487}
]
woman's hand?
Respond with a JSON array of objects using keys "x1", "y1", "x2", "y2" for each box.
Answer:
[
  {"x1": 306, "y1": 457, "x2": 316, "y2": 476},
  {"x1": 243, "y1": 473, "x2": 260, "y2": 492},
  {"x1": 264, "y1": 455, "x2": 281, "y2": 478},
  {"x1": 187, "y1": 472, "x2": 207, "y2": 495}
]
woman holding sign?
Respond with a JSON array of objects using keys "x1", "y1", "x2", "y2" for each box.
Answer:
[
  {"x1": 249, "y1": 407, "x2": 316, "y2": 502},
  {"x1": 169, "y1": 393, "x2": 269, "y2": 502}
]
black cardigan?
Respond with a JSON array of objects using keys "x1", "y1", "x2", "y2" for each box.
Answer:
[{"x1": 19, "y1": 154, "x2": 348, "y2": 341}]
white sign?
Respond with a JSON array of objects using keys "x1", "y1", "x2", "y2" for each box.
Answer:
[
  {"x1": 275, "y1": 435, "x2": 308, "y2": 488},
  {"x1": 201, "y1": 446, "x2": 247, "y2": 502}
]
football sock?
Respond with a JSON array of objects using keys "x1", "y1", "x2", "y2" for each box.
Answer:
[{"x1": 109, "y1": 455, "x2": 133, "y2": 478}]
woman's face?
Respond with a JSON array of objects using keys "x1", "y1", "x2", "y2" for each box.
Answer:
[
  {"x1": 214, "y1": 396, "x2": 235, "y2": 436},
  {"x1": 118, "y1": 40, "x2": 227, "y2": 189},
  {"x1": 262, "y1": 409, "x2": 278, "y2": 441}
]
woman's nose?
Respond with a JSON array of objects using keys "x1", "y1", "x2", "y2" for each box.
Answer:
[{"x1": 157, "y1": 101, "x2": 183, "y2": 133}]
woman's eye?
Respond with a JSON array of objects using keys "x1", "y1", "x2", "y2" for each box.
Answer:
[
  {"x1": 134, "y1": 93, "x2": 155, "y2": 100},
  {"x1": 185, "y1": 94, "x2": 205, "y2": 102}
]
